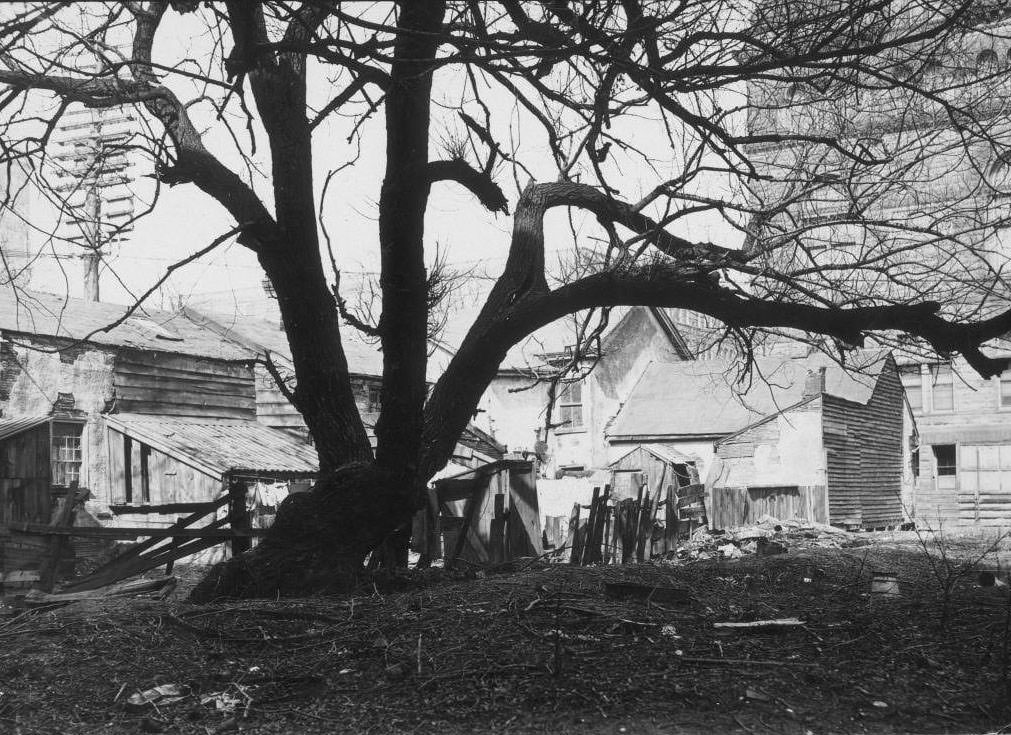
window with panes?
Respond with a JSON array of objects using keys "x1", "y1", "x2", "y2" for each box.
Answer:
[
  {"x1": 557, "y1": 381, "x2": 583, "y2": 430},
  {"x1": 51, "y1": 422, "x2": 84, "y2": 487},
  {"x1": 928, "y1": 363, "x2": 954, "y2": 412},
  {"x1": 898, "y1": 364, "x2": 922, "y2": 412}
]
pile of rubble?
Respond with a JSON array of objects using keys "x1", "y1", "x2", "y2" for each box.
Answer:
[{"x1": 674, "y1": 515, "x2": 860, "y2": 561}]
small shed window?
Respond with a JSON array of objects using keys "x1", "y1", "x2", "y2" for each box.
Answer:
[
  {"x1": 928, "y1": 363, "x2": 954, "y2": 412},
  {"x1": 898, "y1": 364, "x2": 922, "y2": 412},
  {"x1": 557, "y1": 381, "x2": 583, "y2": 430},
  {"x1": 366, "y1": 384, "x2": 382, "y2": 413},
  {"x1": 932, "y1": 444, "x2": 957, "y2": 477},
  {"x1": 52, "y1": 422, "x2": 84, "y2": 487}
]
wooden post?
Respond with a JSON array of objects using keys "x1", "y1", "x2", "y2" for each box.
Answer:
[
  {"x1": 566, "y1": 503, "x2": 582, "y2": 565},
  {"x1": 417, "y1": 486, "x2": 441, "y2": 568},
  {"x1": 646, "y1": 480, "x2": 663, "y2": 558},
  {"x1": 664, "y1": 485, "x2": 677, "y2": 554},
  {"x1": 447, "y1": 486, "x2": 481, "y2": 570},
  {"x1": 589, "y1": 485, "x2": 611, "y2": 564},
  {"x1": 489, "y1": 493, "x2": 506, "y2": 564},
  {"x1": 165, "y1": 537, "x2": 179, "y2": 575},
  {"x1": 579, "y1": 487, "x2": 600, "y2": 565},
  {"x1": 39, "y1": 481, "x2": 78, "y2": 592},
  {"x1": 228, "y1": 478, "x2": 251, "y2": 556}
]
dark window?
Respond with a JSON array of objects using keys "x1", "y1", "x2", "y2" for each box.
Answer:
[
  {"x1": 557, "y1": 381, "x2": 583, "y2": 430},
  {"x1": 898, "y1": 364, "x2": 922, "y2": 412},
  {"x1": 933, "y1": 444, "x2": 957, "y2": 477},
  {"x1": 140, "y1": 444, "x2": 151, "y2": 503},
  {"x1": 51, "y1": 422, "x2": 83, "y2": 487},
  {"x1": 367, "y1": 384, "x2": 382, "y2": 413}
]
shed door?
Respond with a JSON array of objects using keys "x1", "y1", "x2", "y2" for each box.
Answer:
[
  {"x1": 610, "y1": 470, "x2": 642, "y2": 502},
  {"x1": 960, "y1": 444, "x2": 1011, "y2": 525}
]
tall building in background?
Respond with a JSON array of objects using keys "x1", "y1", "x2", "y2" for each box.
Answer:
[
  {"x1": 745, "y1": 7, "x2": 1011, "y2": 529},
  {"x1": 0, "y1": 162, "x2": 34, "y2": 286}
]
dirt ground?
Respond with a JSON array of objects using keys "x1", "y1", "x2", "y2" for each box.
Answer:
[{"x1": 3, "y1": 533, "x2": 1011, "y2": 735}]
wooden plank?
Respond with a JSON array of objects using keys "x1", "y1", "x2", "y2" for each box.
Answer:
[
  {"x1": 8, "y1": 523, "x2": 266, "y2": 539},
  {"x1": 39, "y1": 484, "x2": 78, "y2": 592},
  {"x1": 566, "y1": 503, "x2": 582, "y2": 565},
  {"x1": 115, "y1": 355, "x2": 252, "y2": 379},
  {"x1": 109, "y1": 502, "x2": 217, "y2": 516},
  {"x1": 604, "y1": 582, "x2": 690, "y2": 605},
  {"x1": 446, "y1": 485, "x2": 482, "y2": 570},
  {"x1": 579, "y1": 487, "x2": 601, "y2": 566}
]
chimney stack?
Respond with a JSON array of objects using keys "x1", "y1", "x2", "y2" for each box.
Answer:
[{"x1": 803, "y1": 366, "x2": 827, "y2": 397}]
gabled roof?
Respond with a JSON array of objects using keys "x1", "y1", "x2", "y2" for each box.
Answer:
[
  {"x1": 607, "y1": 350, "x2": 890, "y2": 440},
  {"x1": 482, "y1": 306, "x2": 694, "y2": 374},
  {"x1": 608, "y1": 443, "x2": 696, "y2": 468},
  {"x1": 105, "y1": 414, "x2": 319, "y2": 478},
  {"x1": 0, "y1": 289, "x2": 254, "y2": 362}
]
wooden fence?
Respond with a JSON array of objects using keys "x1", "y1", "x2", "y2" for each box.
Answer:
[
  {"x1": 1, "y1": 480, "x2": 261, "y2": 592},
  {"x1": 565, "y1": 482, "x2": 707, "y2": 565}
]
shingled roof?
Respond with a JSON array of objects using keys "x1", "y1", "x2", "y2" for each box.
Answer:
[
  {"x1": 0, "y1": 289, "x2": 253, "y2": 362},
  {"x1": 184, "y1": 308, "x2": 450, "y2": 382},
  {"x1": 607, "y1": 350, "x2": 891, "y2": 440}
]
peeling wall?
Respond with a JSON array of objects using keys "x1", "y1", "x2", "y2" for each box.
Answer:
[
  {"x1": 714, "y1": 401, "x2": 825, "y2": 489},
  {"x1": 0, "y1": 335, "x2": 115, "y2": 507}
]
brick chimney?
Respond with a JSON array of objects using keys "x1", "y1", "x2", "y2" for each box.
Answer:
[{"x1": 803, "y1": 366, "x2": 827, "y2": 398}]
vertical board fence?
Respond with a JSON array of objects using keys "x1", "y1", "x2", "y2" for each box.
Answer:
[{"x1": 565, "y1": 482, "x2": 707, "y2": 565}]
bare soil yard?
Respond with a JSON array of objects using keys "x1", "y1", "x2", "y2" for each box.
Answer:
[{"x1": 2, "y1": 534, "x2": 1010, "y2": 734}]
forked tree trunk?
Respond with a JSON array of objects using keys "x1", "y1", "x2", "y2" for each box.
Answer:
[{"x1": 190, "y1": 3, "x2": 446, "y2": 601}]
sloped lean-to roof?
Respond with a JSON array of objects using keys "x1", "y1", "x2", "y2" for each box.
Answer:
[
  {"x1": 105, "y1": 414, "x2": 319, "y2": 479},
  {"x1": 0, "y1": 415, "x2": 50, "y2": 442},
  {"x1": 0, "y1": 288, "x2": 254, "y2": 362},
  {"x1": 607, "y1": 350, "x2": 889, "y2": 441}
]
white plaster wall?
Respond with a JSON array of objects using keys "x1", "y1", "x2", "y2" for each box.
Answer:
[
  {"x1": 721, "y1": 412, "x2": 825, "y2": 488},
  {"x1": 4, "y1": 342, "x2": 116, "y2": 506},
  {"x1": 479, "y1": 375, "x2": 549, "y2": 453}
]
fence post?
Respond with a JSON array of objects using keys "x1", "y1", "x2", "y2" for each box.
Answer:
[{"x1": 228, "y1": 479, "x2": 251, "y2": 556}]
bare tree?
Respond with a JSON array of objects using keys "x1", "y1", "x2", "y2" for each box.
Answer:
[{"x1": 2, "y1": 1, "x2": 1011, "y2": 597}]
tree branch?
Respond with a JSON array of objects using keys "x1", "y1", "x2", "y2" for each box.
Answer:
[{"x1": 427, "y1": 159, "x2": 509, "y2": 214}]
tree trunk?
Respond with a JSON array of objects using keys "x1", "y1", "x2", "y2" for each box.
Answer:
[
  {"x1": 191, "y1": 3, "x2": 448, "y2": 598},
  {"x1": 189, "y1": 463, "x2": 417, "y2": 601}
]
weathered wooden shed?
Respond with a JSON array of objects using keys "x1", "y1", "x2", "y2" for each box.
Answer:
[
  {"x1": 608, "y1": 445, "x2": 698, "y2": 501},
  {"x1": 417, "y1": 459, "x2": 541, "y2": 566},
  {"x1": 104, "y1": 414, "x2": 318, "y2": 524}
]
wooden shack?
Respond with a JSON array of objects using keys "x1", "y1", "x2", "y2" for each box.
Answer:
[
  {"x1": 104, "y1": 414, "x2": 318, "y2": 531},
  {"x1": 417, "y1": 459, "x2": 541, "y2": 566},
  {"x1": 708, "y1": 353, "x2": 914, "y2": 529},
  {"x1": 608, "y1": 445, "x2": 698, "y2": 500}
]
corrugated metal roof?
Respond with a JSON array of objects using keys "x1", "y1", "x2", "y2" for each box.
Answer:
[
  {"x1": 0, "y1": 415, "x2": 49, "y2": 441},
  {"x1": 607, "y1": 350, "x2": 889, "y2": 440},
  {"x1": 0, "y1": 289, "x2": 254, "y2": 362},
  {"x1": 105, "y1": 414, "x2": 319, "y2": 478}
]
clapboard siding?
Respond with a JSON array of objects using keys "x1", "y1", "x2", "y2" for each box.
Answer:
[
  {"x1": 822, "y1": 354, "x2": 905, "y2": 527},
  {"x1": 107, "y1": 426, "x2": 220, "y2": 512},
  {"x1": 114, "y1": 354, "x2": 255, "y2": 419},
  {"x1": 0, "y1": 423, "x2": 53, "y2": 574}
]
